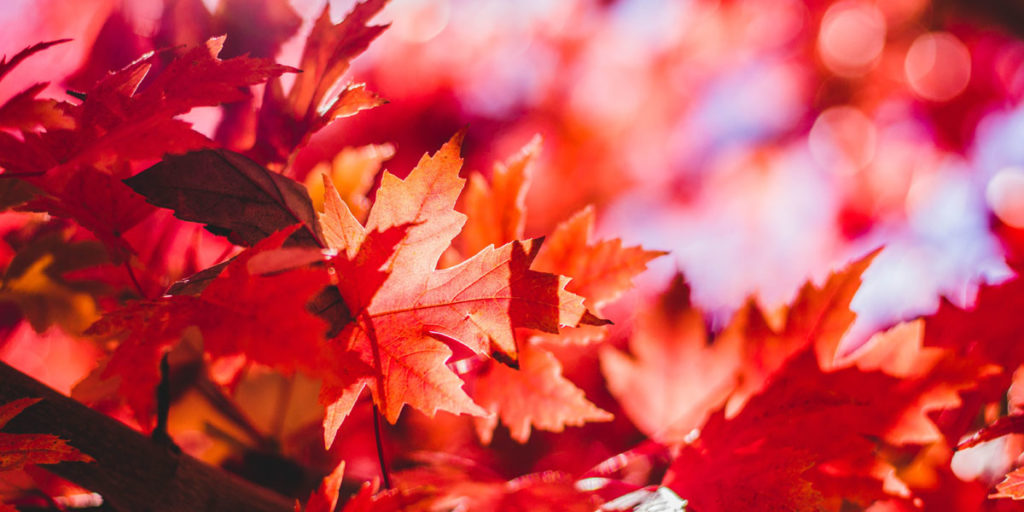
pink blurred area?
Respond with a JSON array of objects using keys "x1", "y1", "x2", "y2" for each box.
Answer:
[
  {"x1": 3, "y1": 0, "x2": 1024, "y2": 352},
  {"x1": 0, "y1": 323, "x2": 101, "y2": 395},
  {"x1": 0, "y1": 0, "x2": 119, "y2": 101}
]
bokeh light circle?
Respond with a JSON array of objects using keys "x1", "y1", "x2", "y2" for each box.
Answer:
[
  {"x1": 904, "y1": 32, "x2": 971, "y2": 102},
  {"x1": 817, "y1": 2, "x2": 887, "y2": 77}
]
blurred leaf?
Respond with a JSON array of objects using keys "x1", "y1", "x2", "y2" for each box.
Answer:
[
  {"x1": 473, "y1": 344, "x2": 612, "y2": 444},
  {"x1": 0, "y1": 233, "x2": 106, "y2": 334},
  {"x1": 305, "y1": 143, "x2": 394, "y2": 218}
]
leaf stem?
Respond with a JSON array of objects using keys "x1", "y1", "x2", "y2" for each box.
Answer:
[
  {"x1": 124, "y1": 261, "x2": 146, "y2": 299},
  {"x1": 372, "y1": 403, "x2": 393, "y2": 490}
]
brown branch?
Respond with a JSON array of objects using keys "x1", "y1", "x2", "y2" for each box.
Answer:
[{"x1": 0, "y1": 361, "x2": 294, "y2": 512}]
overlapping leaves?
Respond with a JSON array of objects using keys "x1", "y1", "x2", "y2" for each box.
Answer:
[{"x1": 93, "y1": 131, "x2": 618, "y2": 451}]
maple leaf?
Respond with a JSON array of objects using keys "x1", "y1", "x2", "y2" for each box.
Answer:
[
  {"x1": 2, "y1": 36, "x2": 295, "y2": 178},
  {"x1": 125, "y1": 148, "x2": 324, "y2": 247},
  {"x1": 600, "y1": 274, "x2": 741, "y2": 443},
  {"x1": 0, "y1": 37, "x2": 296, "y2": 264},
  {"x1": 532, "y1": 206, "x2": 667, "y2": 313},
  {"x1": 455, "y1": 138, "x2": 662, "y2": 348},
  {"x1": 457, "y1": 135, "x2": 538, "y2": 257},
  {"x1": 471, "y1": 344, "x2": 612, "y2": 444},
  {"x1": 726, "y1": 250, "x2": 878, "y2": 410},
  {"x1": 89, "y1": 226, "x2": 334, "y2": 425},
  {"x1": 0, "y1": 40, "x2": 75, "y2": 132},
  {"x1": 457, "y1": 138, "x2": 664, "y2": 316},
  {"x1": 297, "y1": 461, "x2": 346, "y2": 512},
  {"x1": 20, "y1": 165, "x2": 155, "y2": 261},
  {"x1": 318, "y1": 133, "x2": 601, "y2": 445},
  {"x1": 993, "y1": 468, "x2": 1024, "y2": 500},
  {"x1": 449, "y1": 138, "x2": 661, "y2": 443},
  {"x1": 252, "y1": 0, "x2": 389, "y2": 163},
  {"x1": 662, "y1": 350, "x2": 941, "y2": 511},
  {"x1": 0, "y1": 398, "x2": 92, "y2": 471}
]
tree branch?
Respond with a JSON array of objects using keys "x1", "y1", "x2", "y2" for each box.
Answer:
[{"x1": 0, "y1": 361, "x2": 294, "y2": 512}]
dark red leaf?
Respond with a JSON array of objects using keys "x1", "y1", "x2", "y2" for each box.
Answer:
[{"x1": 124, "y1": 149, "x2": 324, "y2": 248}]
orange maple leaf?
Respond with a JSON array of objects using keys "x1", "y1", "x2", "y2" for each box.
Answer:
[
  {"x1": 532, "y1": 206, "x2": 668, "y2": 313},
  {"x1": 318, "y1": 132, "x2": 601, "y2": 444},
  {"x1": 600, "y1": 275, "x2": 741, "y2": 443},
  {"x1": 456, "y1": 135, "x2": 538, "y2": 257},
  {"x1": 472, "y1": 344, "x2": 612, "y2": 444},
  {"x1": 993, "y1": 468, "x2": 1024, "y2": 500},
  {"x1": 452, "y1": 137, "x2": 662, "y2": 442},
  {"x1": 456, "y1": 138, "x2": 664, "y2": 317}
]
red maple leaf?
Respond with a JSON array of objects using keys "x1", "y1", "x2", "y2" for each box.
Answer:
[
  {"x1": 726, "y1": 250, "x2": 878, "y2": 411},
  {"x1": 89, "y1": 226, "x2": 333, "y2": 425},
  {"x1": 1, "y1": 36, "x2": 295, "y2": 178},
  {"x1": 251, "y1": 0, "x2": 388, "y2": 164},
  {"x1": 653, "y1": 298, "x2": 995, "y2": 512},
  {"x1": 0, "y1": 398, "x2": 92, "y2": 471},
  {"x1": 662, "y1": 349, "x2": 948, "y2": 511},
  {"x1": 0, "y1": 36, "x2": 296, "y2": 262}
]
